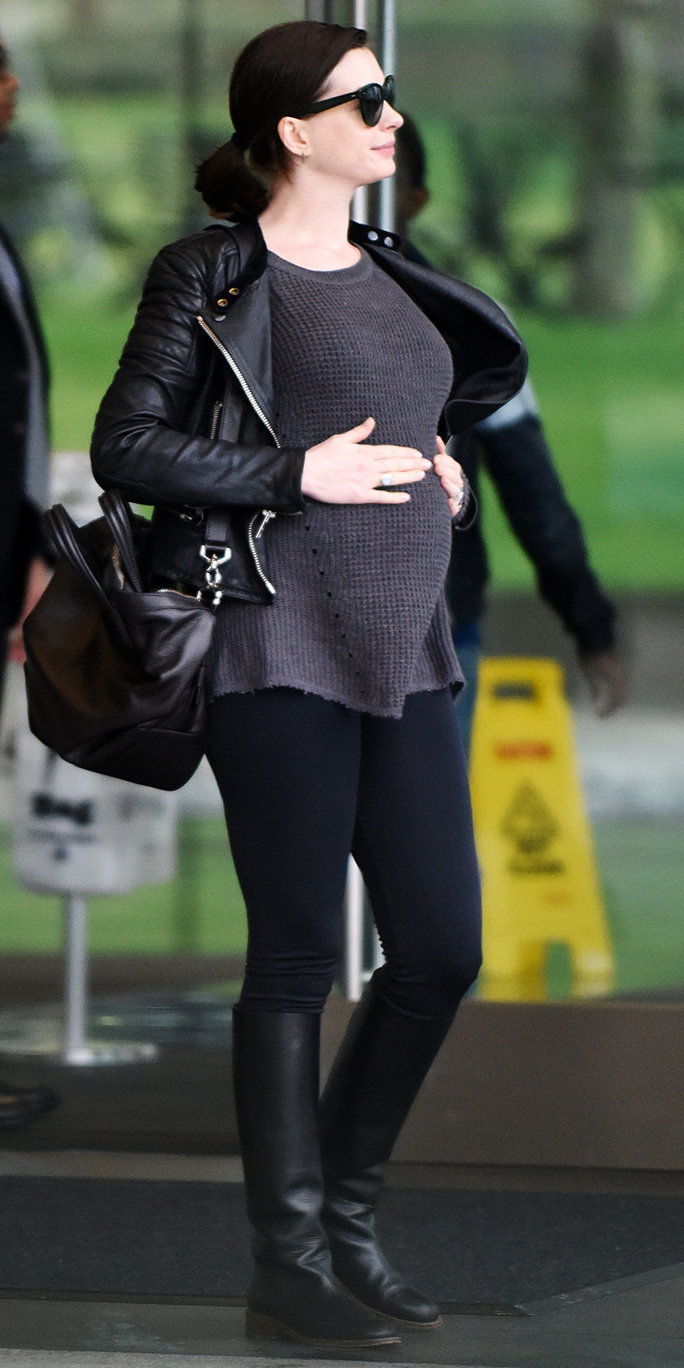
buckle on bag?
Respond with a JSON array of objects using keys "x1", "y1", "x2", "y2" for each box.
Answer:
[{"x1": 199, "y1": 544, "x2": 232, "y2": 607}]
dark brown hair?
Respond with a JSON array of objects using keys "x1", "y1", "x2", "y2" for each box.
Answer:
[{"x1": 195, "y1": 20, "x2": 366, "y2": 222}]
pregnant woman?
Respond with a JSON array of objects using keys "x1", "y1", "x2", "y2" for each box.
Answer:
[{"x1": 91, "y1": 19, "x2": 526, "y2": 1349}]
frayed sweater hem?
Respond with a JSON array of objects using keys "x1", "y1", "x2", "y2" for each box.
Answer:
[{"x1": 210, "y1": 672, "x2": 462, "y2": 719}]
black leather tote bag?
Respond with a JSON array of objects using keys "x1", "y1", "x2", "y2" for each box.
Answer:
[{"x1": 23, "y1": 490, "x2": 223, "y2": 791}]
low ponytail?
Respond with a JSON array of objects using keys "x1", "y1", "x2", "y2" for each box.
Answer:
[{"x1": 195, "y1": 138, "x2": 269, "y2": 222}]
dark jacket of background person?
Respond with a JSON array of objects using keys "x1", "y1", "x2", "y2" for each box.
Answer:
[
  {"x1": 399, "y1": 240, "x2": 617, "y2": 658},
  {"x1": 0, "y1": 222, "x2": 50, "y2": 632},
  {"x1": 448, "y1": 382, "x2": 617, "y2": 655},
  {"x1": 398, "y1": 227, "x2": 624, "y2": 717},
  {"x1": 91, "y1": 216, "x2": 527, "y2": 600}
]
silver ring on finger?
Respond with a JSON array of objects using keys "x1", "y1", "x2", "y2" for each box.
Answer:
[{"x1": 379, "y1": 472, "x2": 394, "y2": 488}]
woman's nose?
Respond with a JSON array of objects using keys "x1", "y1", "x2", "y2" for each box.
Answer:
[{"x1": 382, "y1": 103, "x2": 403, "y2": 131}]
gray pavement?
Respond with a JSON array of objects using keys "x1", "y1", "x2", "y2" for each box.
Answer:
[{"x1": 0, "y1": 1264, "x2": 682, "y2": 1368}]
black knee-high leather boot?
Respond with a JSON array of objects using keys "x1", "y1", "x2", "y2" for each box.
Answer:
[
  {"x1": 231, "y1": 1007, "x2": 399, "y2": 1347},
  {"x1": 320, "y1": 980, "x2": 455, "y2": 1329}
]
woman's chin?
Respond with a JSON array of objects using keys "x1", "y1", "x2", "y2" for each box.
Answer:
[{"x1": 357, "y1": 164, "x2": 396, "y2": 190}]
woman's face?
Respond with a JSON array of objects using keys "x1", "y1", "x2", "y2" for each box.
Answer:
[{"x1": 287, "y1": 46, "x2": 403, "y2": 191}]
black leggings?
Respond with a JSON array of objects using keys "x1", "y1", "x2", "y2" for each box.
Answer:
[{"x1": 207, "y1": 687, "x2": 481, "y2": 1019}]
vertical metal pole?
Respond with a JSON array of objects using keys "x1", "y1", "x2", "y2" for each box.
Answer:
[
  {"x1": 304, "y1": 0, "x2": 385, "y2": 997},
  {"x1": 377, "y1": 0, "x2": 397, "y2": 232},
  {"x1": 351, "y1": 0, "x2": 370, "y2": 223},
  {"x1": 63, "y1": 893, "x2": 90, "y2": 1064},
  {"x1": 304, "y1": 1, "x2": 340, "y2": 18},
  {"x1": 303, "y1": 1, "x2": 375, "y2": 223},
  {"x1": 342, "y1": 858, "x2": 365, "y2": 1001},
  {"x1": 362, "y1": 0, "x2": 394, "y2": 987}
]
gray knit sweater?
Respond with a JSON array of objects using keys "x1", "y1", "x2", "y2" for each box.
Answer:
[{"x1": 210, "y1": 248, "x2": 462, "y2": 717}]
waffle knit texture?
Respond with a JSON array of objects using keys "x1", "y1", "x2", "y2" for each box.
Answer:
[{"x1": 210, "y1": 248, "x2": 462, "y2": 717}]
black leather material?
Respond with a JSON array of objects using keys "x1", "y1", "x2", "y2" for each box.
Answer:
[
  {"x1": 23, "y1": 491, "x2": 216, "y2": 791},
  {"x1": 320, "y1": 979, "x2": 454, "y2": 1327},
  {"x1": 91, "y1": 221, "x2": 305, "y2": 602},
  {"x1": 91, "y1": 217, "x2": 527, "y2": 600},
  {"x1": 232, "y1": 1008, "x2": 399, "y2": 1347}
]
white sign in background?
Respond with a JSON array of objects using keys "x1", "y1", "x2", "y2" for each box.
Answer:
[{"x1": 3, "y1": 453, "x2": 178, "y2": 897}]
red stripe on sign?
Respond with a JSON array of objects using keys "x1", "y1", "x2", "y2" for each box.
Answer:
[{"x1": 495, "y1": 742, "x2": 553, "y2": 759}]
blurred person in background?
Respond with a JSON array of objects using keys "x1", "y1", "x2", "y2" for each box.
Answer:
[
  {"x1": 0, "y1": 39, "x2": 58, "y2": 1130},
  {"x1": 91, "y1": 20, "x2": 525, "y2": 1348},
  {"x1": 395, "y1": 114, "x2": 628, "y2": 752}
]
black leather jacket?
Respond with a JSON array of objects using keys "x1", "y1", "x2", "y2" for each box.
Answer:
[{"x1": 91, "y1": 218, "x2": 527, "y2": 603}]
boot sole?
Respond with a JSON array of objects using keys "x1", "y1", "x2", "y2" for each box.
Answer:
[
  {"x1": 246, "y1": 1308, "x2": 400, "y2": 1346},
  {"x1": 341, "y1": 1282, "x2": 444, "y2": 1331}
]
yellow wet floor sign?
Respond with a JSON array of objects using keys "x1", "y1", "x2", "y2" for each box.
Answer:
[{"x1": 469, "y1": 657, "x2": 614, "y2": 1000}]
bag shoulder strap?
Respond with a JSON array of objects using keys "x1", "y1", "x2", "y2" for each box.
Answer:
[{"x1": 203, "y1": 507, "x2": 232, "y2": 549}]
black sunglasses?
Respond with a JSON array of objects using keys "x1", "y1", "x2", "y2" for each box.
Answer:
[{"x1": 294, "y1": 75, "x2": 395, "y2": 128}]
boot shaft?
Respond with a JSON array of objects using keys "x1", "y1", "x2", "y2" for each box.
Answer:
[
  {"x1": 320, "y1": 980, "x2": 455, "y2": 1179},
  {"x1": 232, "y1": 1007, "x2": 324, "y2": 1245}
]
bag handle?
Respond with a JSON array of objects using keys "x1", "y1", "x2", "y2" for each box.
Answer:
[
  {"x1": 47, "y1": 488, "x2": 232, "y2": 605},
  {"x1": 98, "y1": 489, "x2": 144, "y2": 592},
  {"x1": 44, "y1": 504, "x2": 113, "y2": 609}
]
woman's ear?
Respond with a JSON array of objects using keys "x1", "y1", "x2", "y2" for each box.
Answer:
[{"x1": 276, "y1": 116, "x2": 311, "y2": 161}]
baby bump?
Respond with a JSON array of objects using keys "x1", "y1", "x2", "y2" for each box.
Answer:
[{"x1": 314, "y1": 471, "x2": 453, "y2": 591}]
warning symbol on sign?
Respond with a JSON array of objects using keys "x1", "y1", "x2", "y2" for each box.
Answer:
[{"x1": 501, "y1": 782, "x2": 565, "y2": 874}]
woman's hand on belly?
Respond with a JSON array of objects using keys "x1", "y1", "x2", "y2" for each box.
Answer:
[
  {"x1": 434, "y1": 437, "x2": 468, "y2": 517},
  {"x1": 302, "y1": 415, "x2": 432, "y2": 505}
]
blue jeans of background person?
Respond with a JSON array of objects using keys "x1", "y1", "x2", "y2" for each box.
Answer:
[
  {"x1": 453, "y1": 621, "x2": 482, "y2": 761},
  {"x1": 207, "y1": 686, "x2": 482, "y2": 1019}
]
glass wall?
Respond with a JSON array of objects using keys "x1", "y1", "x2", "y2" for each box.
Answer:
[
  {"x1": 391, "y1": 0, "x2": 683, "y2": 1002},
  {"x1": 0, "y1": 0, "x2": 681, "y2": 1002}
]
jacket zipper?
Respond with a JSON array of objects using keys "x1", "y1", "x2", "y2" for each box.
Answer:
[
  {"x1": 247, "y1": 513, "x2": 276, "y2": 595},
  {"x1": 197, "y1": 315, "x2": 279, "y2": 447},
  {"x1": 209, "y1": 398, "x2": 223, "y2": 440},
  {"x1": 157, "y1": 586, "x2": 203, "y2": 603},
  {"x1": 197, "y1": 314, "x2": 279, "y2": 594}
]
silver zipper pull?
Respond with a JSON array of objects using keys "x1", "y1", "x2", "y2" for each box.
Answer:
[{"x1": 254, "y1": 509, "x2": 276, "y2": 539}]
